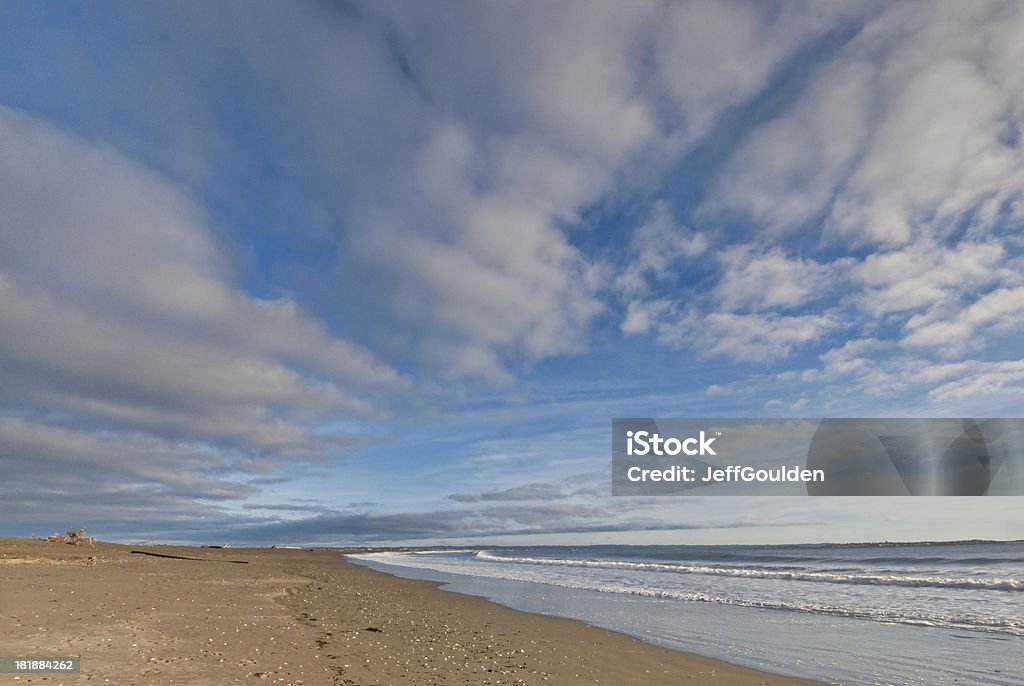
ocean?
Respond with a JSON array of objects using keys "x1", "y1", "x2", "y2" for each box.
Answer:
[{"x1": 347, "y1": 541, "x2": 1024, "y2": 685}]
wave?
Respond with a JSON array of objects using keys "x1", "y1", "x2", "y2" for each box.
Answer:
[
  {"x1": 857, "y1": 555, "x2": 1024, "y2": 565},
  {"x1": 473, "y1": 551, "x2": 1024, "y2": 592},
  {"x1": 348, "y1": 551, "x2": 1024, "y2": 637},
  {"x1": 570, "y1": 587, "x2": 1024, "y2": 637}
]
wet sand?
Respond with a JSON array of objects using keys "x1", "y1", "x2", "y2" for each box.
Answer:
[{"x1": 0, "y1": 538, "x2": 826, "y2": 685}]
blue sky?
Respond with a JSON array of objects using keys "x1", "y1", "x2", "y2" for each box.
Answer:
[{"x1": 2, "y1": 1, "x2": 1024, "y2": 545}]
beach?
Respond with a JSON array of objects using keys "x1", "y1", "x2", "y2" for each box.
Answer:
[
  {"x1": 351, "y1": 544, "x2": 1024, "y2": 686},
  {"x1": 0, "y1": 538, "x2": 823, "y2": 685}
]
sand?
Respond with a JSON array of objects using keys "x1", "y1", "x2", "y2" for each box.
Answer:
[{"x1": 0, "y1": 538, "x2": 825, "y2": 685}]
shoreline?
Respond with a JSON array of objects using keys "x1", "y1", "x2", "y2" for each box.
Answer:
[{"x1": 1, "y1": 538, "x2": 826, "y2": 685}]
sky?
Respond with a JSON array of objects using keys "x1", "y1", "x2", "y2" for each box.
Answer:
[{"x1": 2, "y1": 0, "x2": 1024, "y2": 546}]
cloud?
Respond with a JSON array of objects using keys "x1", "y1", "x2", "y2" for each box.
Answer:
[
  {"x1": 616, "y1": 201, "x2": 708, "y2": 298},
  {"x1": 0, "y1": 106, "x2": 405, "y2": 528},
  {"x1": 286, "y1": 0, "x2": 662, "y2": 379},
  {"x1": 814, "y1": 338, "x2": 888, "y2": 379},
  {"x1": 926, "y1": 359, "x2": 1024, "y2": 403},
  {"x1": 448, "y1": 483, "x2": 568, "y2": 503},
  {"x1": 156, "y1": 498, "x2": 814, "y2": 544},
  {"x1": 655, "y1": 0, "x2": 1024, "y2": 376},
  {"x1": 0, "y1": 416, "x2": 258, "y2": 502},
  {"x1": 447, "y1": 479, "x2": 604, "y2": 503},
  {"x1": 654, "y1": 0, "x2": 862, "y2": 144},
  {"x1": 5, "y1": 2, "x2": 1024, "y2": 545},
  {"x1": 653, "y1": 307, "x2": 837, "y2": 361},
  {"x1": 829, "y1": 52, "x2": 1023, "y2": 247},
  {"x1": 903, "y1": 286, "x2": 1024, "y2": 353},
  {"x1": 1, "y1": 1, "x2": 628, "y2": 382},
  {"x1": 705, "y1": 57, "x2": 874, "y2": 233},
  {"x1": 621, "y1": 299, "x2": 673, "y2": 336},
  {"x1": 6, "y1": 1, "x2": 878, "y2": 381},
  {"x1": 707, "y1": 2, "x2": 1024, "y2": 247},
  {"x1": 799, "y1": 340, "x2": 1024, "y2": 414},
  {"x1": 854, "y1": 241, "x2": 1012, "y2": 316},
  {"x1": 714, "y1": 245, "x2": 838, "y2": 312}
]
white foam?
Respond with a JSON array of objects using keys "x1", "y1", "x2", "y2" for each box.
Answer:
[{"x1": 347, "y1": 550, "x2": 1024, "y2": 637}]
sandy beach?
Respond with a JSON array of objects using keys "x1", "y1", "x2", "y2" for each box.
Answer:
[{"x1": 0, "y1": 538, "x2": 827, "y2": 685}]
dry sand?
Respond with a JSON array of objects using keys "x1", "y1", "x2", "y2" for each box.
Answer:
[{"x1": 0, "y1": 539, "x2": 825, "y2": 685}]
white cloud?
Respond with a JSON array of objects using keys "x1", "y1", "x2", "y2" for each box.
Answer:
[
  {"x1": 102, "y1": 1, "x2": 873, "y2": 381},
  {"x1": 620, "y1": 299, "x2": 673, "y2": 335},
  {"x1": 0, "y1": 416, "x2": 262, "y2": 502},
  {"x1": 619, "y1": 237, "x2": 842, "y2": 359},
  {"x1": 683, "y1": 1, "x2": 1024, "y2": 372},
  {"x1": 830, "y1": 55, "x2": 1022, "y2": 247},
  {"x1": 312, "y1": 0, "x2": 665, "y2": 378},
  {"x1": 714, "y1": 245, "x2": 838, "y2": 312},
  {"x1": 0, "y1": 107, "x2": 403, "y2": 457},
  {"x1": 843, "y1": 3, "x2": 1024, "y2": 247},
  {"x1": 795, "y1": 337, "x2": 1024, "y2": 415},
  {"x1": 816, "y1": 337, "x2": 888, "y2": 379},
  {"x1": 706, "y1": 58, "x2": 874, "y2": 233},
  {"x1": 654, "y1": 0, "x2": 860, "y2": 144},
  {"x1": 927, "y1": 359, "x2": 1024, "y2": 403},
  {"x1": 903, "y1": 286, "x2": 1024, "y2": 353},
  {"x1": 616, "y1": 201, "x2": 707, "y2": 297},
  {"x1": 654, "y1": 308, "x2": 836, "y2": 361},
  {"x1": 854, "y1": 241, "x2": 1011, "y2": 316},
  {"x1": 7, "y1": 1, "x2": 1024, "y2": 543},
  {"x1": 366, "y1": 1, "x2": 660, "y2": 163},
  {"x1": 706, "y1": 2, "x2": 1024, "y2": 248}
]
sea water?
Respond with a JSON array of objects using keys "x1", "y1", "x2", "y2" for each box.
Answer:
[{"x1": 347, "y1": 541, "x2": 1024, "y2": 685}]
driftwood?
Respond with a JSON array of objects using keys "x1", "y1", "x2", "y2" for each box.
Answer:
[
  {"x1": 130, "y1": 550, "x2": 248, "y2": 564},
  {"x1": 45, "y1": 528, "x2": 95, "y2": 545}
]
